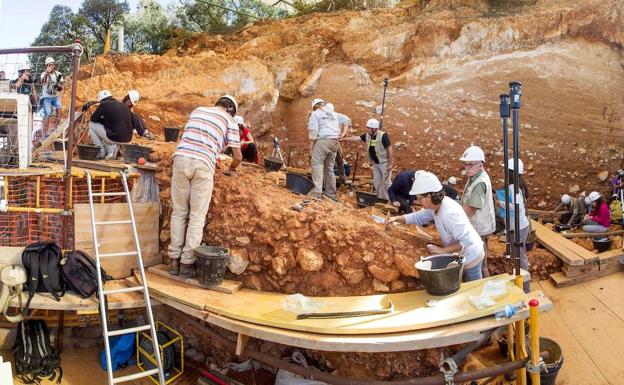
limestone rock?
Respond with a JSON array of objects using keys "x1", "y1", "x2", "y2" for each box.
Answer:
[
  {"x1": 367, "y1": 263, "x2": 400, "y2": 283},
  {"x1": 228, "y1": 248, "x2": 249, "y2": 275},
  {"x1": 297, "y1": 248, "x2": 324, "y2": 271},
  {"x1": 339, "y1": 267, "x2": 366, "y2": 286},
  {"x1": 569, "y1": 185, "x2": 580, "y2": 194},
  {"x1": 537, "y1": 201, "x2": 548, "y2": 208},
  {"x1": 271, "y1": 256, "x2": 289, "y2": 275},
  {"x1": 598, "y1": 171, "x2": 609, "y2": 181},
  {"x1": 372, "y1": 279, "x2": 390, "y2": 292},
  {"x1": 235, "y1": 236, "x2": 251, "y2": 246},
  {"x1": 393, "y1": 253, "x2": 418, "y2": 277}
]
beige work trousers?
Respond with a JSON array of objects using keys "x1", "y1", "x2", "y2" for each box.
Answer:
[
  {"x1": 372, "y1": 162, "x2": 392, "y2": 200},
  {"x1": 310, "y1": 138, "x2": 339, "y2": 200},
  {"x1": 168, "y1": 156, "x2": 215, "y2": 264}
]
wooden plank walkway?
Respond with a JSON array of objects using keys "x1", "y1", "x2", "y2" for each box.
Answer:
[{"x1": 538, "y1": 273, "x2": 624, "y2": 384}]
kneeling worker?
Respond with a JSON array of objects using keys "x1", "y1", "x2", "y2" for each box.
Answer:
[
  {"x1": 553, "y1": 194, "x2": 586, "y2": 225},
  {"x1": 88, "y1": 90, "x2": 135, "y2": 159},
  {"x1": 386, "y1": 171, "x2": 485, "y2": 282},
  {"x1": 388, "y1": 170, "x2": 416, "y2": 214}
]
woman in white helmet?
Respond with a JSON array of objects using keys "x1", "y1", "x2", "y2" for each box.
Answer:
[
  {"x1": 386, "y1": 171, "x2": 485, "y2": 282},
  {"x1": 582, "y1": 191, "x2": 611, "y2": 233},
  {"x1": 499, "y1": 159, "x2": 530, "y2": 292}
]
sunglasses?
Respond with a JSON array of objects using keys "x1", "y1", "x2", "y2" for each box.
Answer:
[{"x1": 464, "y1": 162, "x2": 480, "y2": 168}]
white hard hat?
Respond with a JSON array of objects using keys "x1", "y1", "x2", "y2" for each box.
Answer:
[
  {"x1": 326, "y1": 103, "x2": 334, "y2": 112},
  {"x1": 18, "y1": 63, "x2": 31, "y2": 72},
  {"x1": 127, "y1": 90, "x2": 140, "y2": 105},
  {"x1": 97, "y1": 89, "x2": 112, "y2": 102},
  {"x1": 506, "y1": 158, "x2": 524, "y2": 174},
  {"x1": 460, "y1": 145, "x2": 485, "y2": 162},
  {"x1": 588, "y1": 191, "x2": 601, "y2": 202},
  {"x1": 366, "y1": 118, "x2": 380, "y2": 129},
  {"x1": 584, "y1": 196, "x2": 591, "y2": 205},
  {"x1": 234, "y1": 115, "x2": 245, "y2": 125},
  {"x1": 219, "y1": 94, "x2": 238, "y2": 115},
  {"x1": 561, "y1": 194, "x2": 571, "y2": 205},
  {"x1": 311, "y1": 98, "x2": 324, "y2": 109},
  {"x1": 45, "y1": 57, "x2": 55, "y2": 65},
  {"x1": 619, "y1": 169, "x2": 624, "y2": 176},
  {"x1": 448, "y1": 176, "x2": 457, "y2": 185},
  {"x1": 409, "y1": 171, "x2": 443, "y2": 195}
]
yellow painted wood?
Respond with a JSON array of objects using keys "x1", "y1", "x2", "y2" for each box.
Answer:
[
  {"x1": 74, "y1": 202, "x2": 160, "y2": 278},
  {"x1": 148, "y1": 264, "x2": 242, "y2": 294},
  {"x1": 141, "y1": 272, "x2": 528, "y2": 335}
]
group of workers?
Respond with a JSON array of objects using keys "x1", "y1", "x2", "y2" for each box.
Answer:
[{"x1": 554, "y1": 189, "x2": 617, "y2": 234}]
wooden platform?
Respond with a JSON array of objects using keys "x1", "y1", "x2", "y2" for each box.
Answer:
[
  {"x1": 152, "y1": 286, "x2": 551, "y2": 352},
  {"x1": 533, "y1": 220, "x2": 624, "y2": 286},
  {"x1": 139, "y1": 272, "x2": 531, "y2": 335},
  {"x1": 147, "y1": 264, "x2": 242, "y2": 294},
  {"x1": 9, "y1": 279, "x2": 146, "y2": 312},
  {"x1": 539, "y1": 273, "x2": 624, "y2": 384}
]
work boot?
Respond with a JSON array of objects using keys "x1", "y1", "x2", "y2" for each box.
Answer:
[
  {"x1": 168, "y1": 258, "x2": 180, "y2": 275},
  {"x1": 179, "y1": 263, "x2": 196, "y2": 279}
]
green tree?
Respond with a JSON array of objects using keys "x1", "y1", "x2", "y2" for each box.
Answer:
[
  {"x1": 78, "y1": 0, "x2": 130, "y2": 47},
  {"x1": 125, "y1": 0, "x2": 175, "y2": 53}
]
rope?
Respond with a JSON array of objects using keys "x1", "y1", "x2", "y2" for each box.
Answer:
[{"x1": 439, "y1": 356, "x2": 458, "y2": 385}]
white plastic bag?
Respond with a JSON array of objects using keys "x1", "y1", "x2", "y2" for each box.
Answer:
[
  {"x1": 469, "y1": 279, "x2": 507, "y2": 310},
  {"x1": 281, "y1": 293, "x2": 323, "y2": 315}
]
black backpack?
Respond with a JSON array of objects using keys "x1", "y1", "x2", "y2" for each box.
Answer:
[
  {"x1": 22, "y1": 241, "x2": 65, "y2": 309},
  {"x1": 13, "y1": 319, "x2": 63, "y2": 384},
  {"x1": 61, "y1": 250, "x2": 111, "y2": 298}
]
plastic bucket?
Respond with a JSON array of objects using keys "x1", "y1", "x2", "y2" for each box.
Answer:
[
  {"x1": 415, "y1": 254, "x2": 464, "y2": 296},
  {"x1": 164, "y1": 127, "x2": 180, "y2": 142},
  {"x1": 194, "y1": 245, "x2": 229, "y2": 286},
  {"x1": 53, "y1": 140, "x2": 68, "y2": 151},
  {"x1": 77, "y1": 144, "x2": 101, "y2": 160},
  {"x1": 592, "y1": 237, "x2": 611, "y2": 252},
  {"x1": 528, "y1": 337, "x2": 563, "y2": 385},
  {"x1": 122, "y1": 144, "x2": 152, "y2": 163},
  {"x1": 286, "y1": 172, "x2": 314, "y2": 195},
  {"x1": 264, "y1": 156, "x2": 283, "y2": 172},
  {"x1": 356, "y1": 191, "x2": 377, "y2": 208}
]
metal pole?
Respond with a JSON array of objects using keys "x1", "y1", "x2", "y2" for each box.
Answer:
[
  {"x1": 62, "y1": 40, "x2": 83, "y2": 250},
  {"x1": 500, "y1": 94, "x2": 511, "y2": 258},
  {"x1": 379, "y1": 78, "x2": 389, "y2": 129},
  {"x1": 0, "y1": 45, "x2": 74, "y2": 55}
]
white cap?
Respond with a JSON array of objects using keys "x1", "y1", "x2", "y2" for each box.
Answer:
[
  {"x1": 127, "y1": 90, "x2": 140, "y2": 105},
  {"x1": 45, "y1": 57, "x2": 55, "y2": 65},
  {"x1": 18, "y1": 63, "x2": 31, "y2": 71},
  {"x1": 506, "y1": 158, "x2": 524, "y2": 174},
  {"x1": 219, "y1": 94, "x2": 238, "y2": 115},
  {"x1": 366, "y1": 118, "x2": 380, "y2": 129},
  {"x1": 619, "y1": 169, "x2": 624, "y2": 176},
  {"x1": 585, "y1": 196, "x2": 591, "y2": 205},
  {"x1": 311, "y1": 98, "x2": 324, "y2": 109},
  {"x1": 448, "y1": 176, "x2": 457, "y2": 185},
  {"x1": 588, "y1": 191, "x2": 601, "y2": 202},
  {"x1": 561, "y1": 194, "x2": 571, "y2": 205},
  {"x1": 460, "y1": 145, "x2": 485, "y2": 162},
  {"x1": 234, "y1": 115, "x2": 245, "y2": 125},
  {"x1": 409, "y1": 171, "x2": 443, "y2": 195},
  {"x1": 97, "y1": 90, "x2": 112, "y2": 102}
]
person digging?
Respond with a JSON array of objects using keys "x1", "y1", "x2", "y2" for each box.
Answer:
[
  {"x1": 552, "y1": 193, "x2": 586, "y2": 226},
  {"x1": 122, "y1": 89, "x2": 155, "y2": 140},
  {"x1": 168, "y1": 95, "x2": 242, "y2": 278},
  {"x1": 386, "y1": 171, "x2": 485, "y2": 282}
]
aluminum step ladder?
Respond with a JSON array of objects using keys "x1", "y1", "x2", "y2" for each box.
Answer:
[{"x1": 86, "y1": 171, "x2": 166, "y2": 385}]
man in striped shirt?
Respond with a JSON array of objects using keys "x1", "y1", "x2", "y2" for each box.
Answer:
[{"x1": 169, "y1": 95, "x2": 242, "y2": 278}]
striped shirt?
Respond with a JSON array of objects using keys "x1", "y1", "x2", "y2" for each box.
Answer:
[{"x1": 174, "y1": 107, "x2": 240, "y2": 173}]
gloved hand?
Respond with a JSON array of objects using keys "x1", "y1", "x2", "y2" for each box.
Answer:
[
  {"x1": 81, "y1": 101, "x2": 97, "y2": 112},
  {"x1": 143, "y1": 131, "x2": 156, "y2": 140}
]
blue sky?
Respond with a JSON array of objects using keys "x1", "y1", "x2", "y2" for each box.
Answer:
[{"x1": 0, "y1": 0, "x2": 177, "y2": 48}]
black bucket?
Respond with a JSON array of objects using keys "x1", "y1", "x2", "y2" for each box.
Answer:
[
  {"x1": 554, "y1": 224, "x2": 571, "y2": 233},
  {"x1": 559, "y1": 212, "x2": 572, "y2": 224},
  {"x1": 356, "y1": 191, "x2": 377, "y2": 208},
  {"x1": 122, "y1": 144, "x2": 152, "y2": 163},
  {"x1": 286, "y1": 172, "x2": 314, "y2": 195},
  {"x1": 77, "y1": 144, "x2": 101, "y2": 160},
  {"x1": 195, "y1": 245, "x2": 229, "y2": 286},
  {"x1": 264, "y1": 156, "x2": 283, "y2": 172},
  {"x1": 415, "y1": 254, "x2": 464, "y2": 296},
  {"x1": 493, "y1": 325, "x2": 530, "y2": 359},
  {"x1": 528, "y1": 337, "x2": 564, "y2": 385},
  {"x1": 53, "y1": 140, "x2": 68, "y2": 151},
  {"x1": 592, "y1": 237, "x2": 612, "y2": 252},
  {"x1": 164, "y1": 127, "x2": 180, "y2": 142}
]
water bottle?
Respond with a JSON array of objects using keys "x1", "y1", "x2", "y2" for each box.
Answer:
[{"x1": 495, "y1": 301, "x2": 524, "y2": 320}]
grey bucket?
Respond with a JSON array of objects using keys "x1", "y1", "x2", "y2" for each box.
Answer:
[
  {"x1": 415, "y1": 254, "x2": 464, "y2": 296},
  {"x1": 194, "y1": 245, "x2": 229, "y2": 286}
]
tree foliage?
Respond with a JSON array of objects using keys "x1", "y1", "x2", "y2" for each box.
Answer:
[
  {"x1": 125, "y1": 0, "x2": 175, "y2": 53},
  {"x1": 78, "y1": 0, "x2": 130, "y2": 46}
]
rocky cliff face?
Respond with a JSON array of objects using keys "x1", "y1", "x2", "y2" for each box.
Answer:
[{"x1": 74, "y1": 0, "x2": 624, "y2": 207}]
